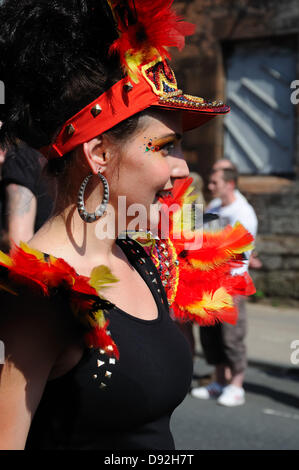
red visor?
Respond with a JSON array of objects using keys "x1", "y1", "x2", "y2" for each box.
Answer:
[{"x1": 41, "y1": 58, "x2": 229, "y2": 159}]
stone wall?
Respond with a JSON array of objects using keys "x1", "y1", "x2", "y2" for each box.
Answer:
[{"x1": 245, "y1": 186, "x2": 299, "y2": 299}]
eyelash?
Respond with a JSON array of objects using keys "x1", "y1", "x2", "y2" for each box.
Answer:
[{"x1": 159, "y1": 141, "x2": 176, "y2": 156}]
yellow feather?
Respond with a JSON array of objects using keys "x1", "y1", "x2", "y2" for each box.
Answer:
[
  {"x1": 129, "y1": 231, "x2": 156, "y2": 248},
  {"x1": 89, "y1": 265, "x2": 119, "y2": 291},
  {"x1": 173, "y1": 206, "x2": 195, "y2": 233},
  {"x1": 187, "y1": 288, "x2": 233, "y2": 315},
  {"x1": 125, "y1": 51, "x2": 143, "y2": 83},
  {"x1": 230, "y1": 243, "x2": 254, "y2": 254},
  {"x1": 0, "y1": 251, "x2": 13, "y2": 267},
  {"x1": 189, "y1": 259, "x2": 220, "y2": 271},
  {"x1": 126, "y1": 48, "x2": 163, "y2": 83},
  {"x1": 19, "y1": 242, "x2": 45, "y2": 261},
  {"x1": 93, "y1": 309, "x2": 106, "y2": 328}
]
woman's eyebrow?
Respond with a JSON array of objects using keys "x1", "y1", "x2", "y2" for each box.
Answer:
[{"x1": 155, "y1": 132, "x2": 182, "y2": 141}]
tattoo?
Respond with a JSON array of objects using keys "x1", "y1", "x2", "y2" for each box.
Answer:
[{"x1": 6, "y1": 184, "x2": 35, "y2": 216}]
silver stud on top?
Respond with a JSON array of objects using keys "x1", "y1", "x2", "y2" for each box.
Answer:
[
  {"x1": 91, "y1": 104, "x2": 102, "y2": 117},
  {"x1": 124, "y1": 81, "x2": 133, "y2": 92},
  {"x1": 66, "y1": 123, "x2": 75, "y2": 136}
]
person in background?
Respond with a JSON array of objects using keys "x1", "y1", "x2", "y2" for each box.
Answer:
[
  {"x1": 0, "y1": 140, "x2": 53, "y2": 250},
  {"x1": 206, "y1": 159, "x2": 246, "y2": 210},
  {"x1": 207, "y1": 159, "x2": 261, "y2": 268},
  {"x1": 191, "y1": 163, "x2": 258, "y2": 406}
]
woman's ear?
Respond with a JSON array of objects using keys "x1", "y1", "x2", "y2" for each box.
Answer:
[{"x1": 82, "y1": 136, "x2": 109, "y2": 175}]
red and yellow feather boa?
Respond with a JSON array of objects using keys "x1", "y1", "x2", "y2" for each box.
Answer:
[
  {"x1": 134, "y1": 177, "x2": 256, "y2": 326},
  {"x1": 0, "y1": 242, "x2": 120, "y2": 358}
]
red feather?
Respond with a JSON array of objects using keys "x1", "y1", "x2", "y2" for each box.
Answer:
[
  {"x1": 84, "y1": 323, "x2": 120, "y2": 360},
  {"x1": 109, "y1": 0, "x2": 195, "y2": 69}
]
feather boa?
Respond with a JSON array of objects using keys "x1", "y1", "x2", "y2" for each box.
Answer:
[
  {"x1": 134, "y1": 177, "x2": 256, "y2": 326},
  {"x1": 0, "y1": 243, "x2": 119, "y2": 359}
]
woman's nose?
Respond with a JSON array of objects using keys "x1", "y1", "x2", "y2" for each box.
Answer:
[{"x1": 170, "y1": 156, "x2": 189, "y2": 179}]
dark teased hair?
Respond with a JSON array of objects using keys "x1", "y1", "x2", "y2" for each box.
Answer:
[
  {"x1": 0, "y1": 0, "x2": 141, "y2": 155},
  {"x1": 0, "y1": 0, "x2": 150, "y2": 216}
]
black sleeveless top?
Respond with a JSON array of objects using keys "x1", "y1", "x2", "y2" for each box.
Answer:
[{"x1": 25, "y1": 237, "x2": 193, "y2": 450}]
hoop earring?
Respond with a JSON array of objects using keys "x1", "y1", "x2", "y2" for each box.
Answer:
[{"x1": 77, "y1": 171, "x2": 110, "y2": 223}]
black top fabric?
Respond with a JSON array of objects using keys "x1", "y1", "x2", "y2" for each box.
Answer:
[
  {"x1": 25, "y1": 237, "x2": 193, "y2": 450},
  {"x1": 0, "y1": 142, "x2": 53, "y2": 232}
]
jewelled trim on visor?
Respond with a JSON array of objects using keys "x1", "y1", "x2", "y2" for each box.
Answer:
[
  {"x1": 141, "y1": 58, "x2": 182, "y2": 97},
  {"x1": 159, "y1": 93, "x2": 225, "y2": 110},
  {"x1": 143, "y1": 58, "x2": 226, "y2": 111}
]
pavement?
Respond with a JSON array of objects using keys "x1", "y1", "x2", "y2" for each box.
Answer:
[
  {"x1": 193, "y1": 300, "x2": 299, "y2": 371},
  {"x1": 172, "y1": 300, "x2": 299, "y2": 451}
]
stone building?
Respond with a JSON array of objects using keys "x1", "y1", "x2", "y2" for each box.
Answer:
[{"x1": 173, "y1": 0, "x2": 299, "y2": 299}]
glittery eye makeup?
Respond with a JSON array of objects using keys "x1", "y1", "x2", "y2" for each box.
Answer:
[{"x1": 143, "y1": 133, "x2": 182, "y2": 155}]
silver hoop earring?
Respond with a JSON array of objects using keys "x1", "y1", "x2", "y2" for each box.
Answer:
[{"x1": 77, "y1": 171, "x2": 110, "y2": 223}]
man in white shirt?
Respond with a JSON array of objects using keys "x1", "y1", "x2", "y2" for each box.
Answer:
[
  {"x1": 207, "y1": 159, "x2": 247, "y2": 211},
  {"x1": 191, "y1": 161, "x2": 258, "y2": 406}
]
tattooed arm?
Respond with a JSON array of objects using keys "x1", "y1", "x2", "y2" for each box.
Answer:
[
  {"x1": 0, "y1": 147, "x2": 6, "y2": 165},
  {"x1": 4, "y1": 183, "x2": 37, "y2": 245}
]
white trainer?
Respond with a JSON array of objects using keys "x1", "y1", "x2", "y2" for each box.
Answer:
[
  {"x1": 217, "y1": 384, "x2": 245, "y2": 407},
  {"x1": 191, "y1": 382, "x2": 224, "y2": 400}
]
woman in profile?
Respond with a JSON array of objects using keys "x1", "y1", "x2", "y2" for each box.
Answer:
[{"x1": 0, "y1": 0, "x2": 253, "y2": 450}]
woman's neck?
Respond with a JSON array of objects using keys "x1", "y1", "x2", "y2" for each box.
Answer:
[{"x1": 28, "y1": 202, "x2": 122, "y2": 272}]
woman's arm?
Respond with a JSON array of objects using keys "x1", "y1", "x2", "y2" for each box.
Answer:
[
  {"x1": 4, "y1": 183, "x2": 37, "y2": 245},
  {"x1": 0, "y1": 293, "x2": 67, "y2": 449}
]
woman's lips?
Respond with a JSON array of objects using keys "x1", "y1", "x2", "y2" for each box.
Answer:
[
  {"x1": 153, "y1": 190, "x2": 172, "y2": 205},
  {"x1": 155, "y1": 189, "x2": 173, "y2": 199}
]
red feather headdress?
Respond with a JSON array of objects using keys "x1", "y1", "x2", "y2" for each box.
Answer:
[{"x1": 108, "y1": 0, "x2": 195, "y2": 78}]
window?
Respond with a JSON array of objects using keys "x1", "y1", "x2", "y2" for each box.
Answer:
[{"x1": 223, "y1": 38, "x2": 296, "y2": 175}]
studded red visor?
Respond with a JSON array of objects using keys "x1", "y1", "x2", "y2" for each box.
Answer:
[{"x1": 41, "y1": 59, "x2": 230, "y2": 159}]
